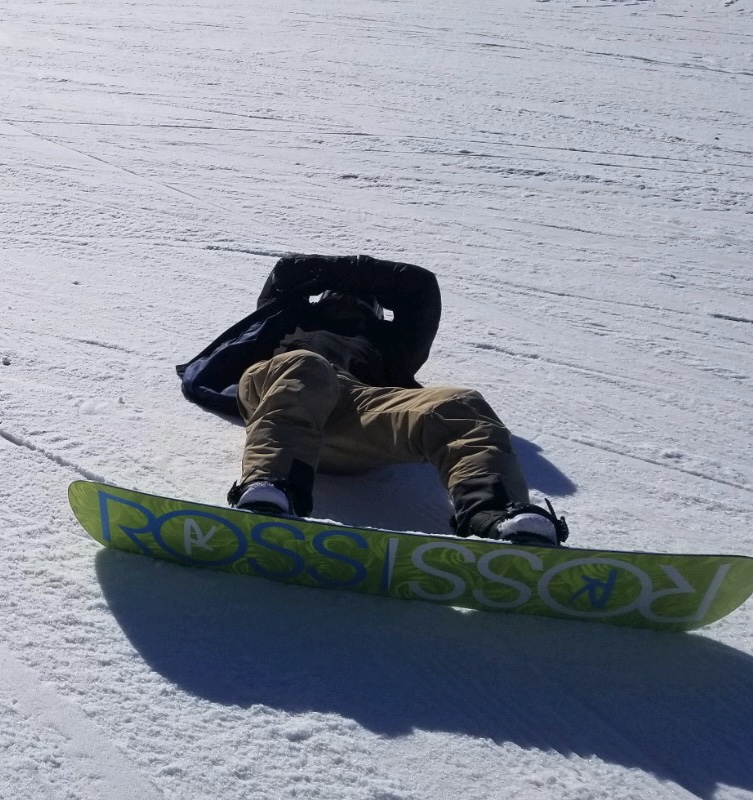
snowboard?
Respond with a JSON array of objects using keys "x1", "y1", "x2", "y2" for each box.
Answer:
[{"x1": 68, "y1": 480, "x2": 753, "y2": 632}]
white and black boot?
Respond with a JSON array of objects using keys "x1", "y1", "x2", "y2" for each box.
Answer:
[
  {"x1": 468, "y1": 500, "x2": 569, "y2": 547},
  {"x1": 228, "y1": 480, "x2": 292, "y2": 516}
]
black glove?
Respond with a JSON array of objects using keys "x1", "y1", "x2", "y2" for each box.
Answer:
[
  {"x1": 270, "y1": 253, "x2": 433, "y2": 309},
  {"x1": 272, "y1": 255, "x2": 356, "y2": 297}
]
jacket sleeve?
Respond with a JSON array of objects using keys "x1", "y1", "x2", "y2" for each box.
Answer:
[
  {"x1": 271, "y1": 254, "x2": 441, "y2": 379},
  {"x1": 362, "y1": 256, "x2": 442, "y2": 380},
  {"x1": 255, "y1": 268, "x2": 279, "y2": 308}
]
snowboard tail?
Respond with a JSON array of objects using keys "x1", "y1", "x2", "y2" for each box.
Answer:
[{"x1": 68, "y1": 481, "x2": 753, "y2": 632}]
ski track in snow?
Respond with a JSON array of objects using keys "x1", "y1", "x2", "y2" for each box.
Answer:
[
  {"x1": 2, "y1": 0, "x2": 753, "y2": 798},
  {"x1": 0, "y1": 425, "x2": 107, "y2": 483}
]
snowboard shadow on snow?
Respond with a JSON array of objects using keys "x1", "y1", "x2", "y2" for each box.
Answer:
[{"x1": 96, "y1": 547, "x2": 752, "y2": 800}]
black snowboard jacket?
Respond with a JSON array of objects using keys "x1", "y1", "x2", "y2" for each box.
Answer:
[{"x1": 176, "y1": 254, "x2": 442, "y2": 419}]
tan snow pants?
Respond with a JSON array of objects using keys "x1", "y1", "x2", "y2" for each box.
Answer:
[{"x1": 236, "y1": 350, "x2": 529, "y2": 527}]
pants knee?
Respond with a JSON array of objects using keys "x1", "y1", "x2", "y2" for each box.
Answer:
[
  {"x1": 423, "y1": 389, "x2": 514, "y2": 463},
  {"x1": 242, "y1": 349, "x2": 336, "y2": 390},
  {"x1": 267, "y1": 349, "x2": 336, "y2": 379},
  {"x1": 429, "y1": 388, "x2": 499, "y2": 422},
  {"x1": 238, "y1": 350, "x2": 340, "y2": 417}
]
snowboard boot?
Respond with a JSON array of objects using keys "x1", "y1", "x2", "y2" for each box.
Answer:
[
  {"x1": 467, "y1": 500, "x2": 569, "y2": 547},
  {"x1": 227, "y1": 480, "x2": 292, "y2": 516}
]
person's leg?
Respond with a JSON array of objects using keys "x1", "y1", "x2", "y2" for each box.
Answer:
[
  {"x1": 415, "y1": 388, "x2": 530, "y2": 534},
  {"x1": 234, "y1": 350, "x2": 342, "y2": 515},
  {"x1": 318, "y1": 380, "x2": 529, "y2": 532}
]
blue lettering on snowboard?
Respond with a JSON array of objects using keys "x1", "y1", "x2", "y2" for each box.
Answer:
[{"x1": 569, "y1": 568, "x2": 619, "y2": 609}]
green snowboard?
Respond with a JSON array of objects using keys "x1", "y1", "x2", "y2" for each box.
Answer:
[{"x1": 68, "y1": 480, "x2": 753, "y2": 632}]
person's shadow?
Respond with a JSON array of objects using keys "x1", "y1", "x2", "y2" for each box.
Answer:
[
  {"x1": 95, "y1": 546, "x2": 753, "y2": 800},
  {"x1": 512, "y1": 434, "x2": 577, "y2": 498}
]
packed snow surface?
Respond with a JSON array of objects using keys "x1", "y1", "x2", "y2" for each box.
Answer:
[{"x1": 1, "y1": 0, "x2": 752, "y2": 797}]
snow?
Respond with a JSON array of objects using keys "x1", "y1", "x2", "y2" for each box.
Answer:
[{"x1": 1, "y1": 0, "x2": 752, "y2": 796}]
